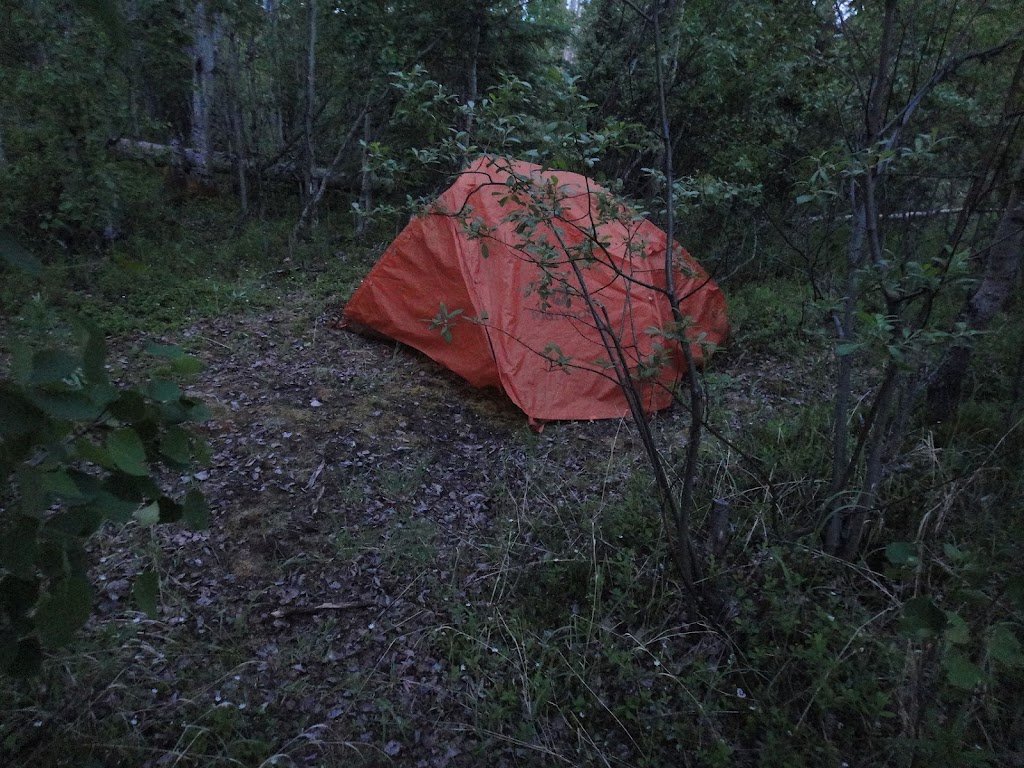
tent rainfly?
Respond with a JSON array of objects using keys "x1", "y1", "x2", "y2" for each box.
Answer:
[{"x1": 343, "y1": 156, "x2": 728, "y2": 425}]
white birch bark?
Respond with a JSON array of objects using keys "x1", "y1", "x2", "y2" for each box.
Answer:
[{"x1": 189, "y1": 1, "x2": 223, "y2": 180}]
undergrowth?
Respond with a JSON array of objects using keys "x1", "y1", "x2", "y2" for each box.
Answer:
[
  {"x1": 2, "y1": 178, "x2": 1023, "y2": 766},
  {"x1": 1, "y1": 190, "x2": 377, "y2": 344}
]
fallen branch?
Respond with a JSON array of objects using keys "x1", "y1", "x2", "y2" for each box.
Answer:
[
  {"x1": 806, "y1": 206, "x2": 1000, "y2": 223},
  {"x1": 268, "y1": 601, "x2": 373, "y2": 621}
]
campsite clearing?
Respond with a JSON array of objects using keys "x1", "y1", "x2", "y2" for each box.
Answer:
[{"x1": 1, "y1": 280, "x2": 822, "y2": 768}]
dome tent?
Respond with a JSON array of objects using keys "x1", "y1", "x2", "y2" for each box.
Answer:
[{"x1": 342, "y1": 156, "x2": 728, "y2": 425}]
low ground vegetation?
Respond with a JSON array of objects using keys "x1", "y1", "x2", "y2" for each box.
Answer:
[{"x1": 2, "y1": 194, "x2": 1023, "y2": 766}]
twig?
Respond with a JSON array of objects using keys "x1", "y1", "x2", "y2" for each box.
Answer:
[
  {"x1": 268, "y1": 601, "x2": 373, "y2": 621},
  {"x1": 197, "y1": 335, "x2": 232, "y2": 351}
]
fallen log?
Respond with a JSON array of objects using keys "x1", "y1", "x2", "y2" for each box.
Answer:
[
  {"x1": 108, "y1": 137, "x2": 347, "y2": 185},
  {"x1": 806, "y1": 206, "x2": 1000, "y2": 223}
]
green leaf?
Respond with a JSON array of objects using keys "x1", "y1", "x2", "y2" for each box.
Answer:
[
  {"x1": 945, "y1": 611, "x2": 970, "y2": 645},
  {"x1": 36, "y1": 538, "x2": 77, "y2": 578},
  {"x1": 901, "y1": 596, "x2": 947, "y2": 638},
  {"x1": 73, "y1": 0, "x2": 128, "y2": 50},
  {"x1": 77, "y1": 320, "x2": 108, "y2": 384},
  {"x1": 107, "y1": 429, "x2": 149, "y2": 476},
  {"x1": 104, "y1": 472, "x2": 160, "y2": 502},
  {"x1": 159, "y1": 426, "x2": 192, "y2": 465},
  {"x1": 46, "y1": 506, "x2": 103, "y2": 537},
  {"x1": 1006, "y1": 576, "x2": 1024, "y2": 611},
  {"x1": 942, "y1": 649, "x2": 986, "y2": 690},
  {"x1": 75, "y1": 438, "x2": 117, "y2": 470},
  {"x1": 886, "y1": 344, "x2": 906, "y2": 364},
  {"x1": 40, "y1": 469, "x2": 88, "y2": 501},
  {"x1": 0, "y1": 386, "x2": 44, "y2": 437},
  {"x1": 158, "y1": 400, "x2": 189, "y2": 424},
  {"x1": 835, "y1": 342, "x2": 860, "y2": 357},
  {"x1": 885, "y1": 541, "x2": 916, "y2": 566},
  {"x1": 146, "y1": 379, "x2": 181, "y2": 403},
  {"x1": 987, "y1": 624, "x2": 1024, "y2": 668},
  {"x1": 183, "y1": 490, "x2": 210, "y2": 530},
  {"x1": 133, "y1": 569, "x2": 160, "y2": 618},
  {"x1": 29, "y1": 350, "x2": 81, "y2": 385},
  {"x1": 86, "y1": 382, "x2": 117, "y2": 409},
  {"x1": 29, "y1": 390, "x2": 105, "y2": 421},
  {"x1": 34, "y1": 572, "x2": 94, "y2": 649},
  {"x1": 192, "y1": 438, "x2": 212, "y2": 465},
  {"x1": 0, "y1": 515, "x2": 40, "y2": 578},
  {"x1": 17, "y1": 470, "x2": 51, "y2": 517},
  {"x1": 0, "y1": 438, "x2": 32, "y2": 485},
  {"x1": 943, "y1": 543, "x2": 967, "y2": 561},
  {"x1": 183, "y1": 399, "x2": 212, "y2": 422},
  {"x1": 85, "y1": 492, "x2": 140, "y2": 524},
  {"x1": 68, "y1": 470, "x2": 102, "y2": 504},
  {"x1": 110, "y1": 391, "x2": 149, "y2": 422},
  {"x1": 0, "y1": 230, "x2": 43, "y2": 276},
  {"x1": 157, "y1": 497, "x2": 182, "y2": 524},
  {"x1": 134, "y1": 501, "x2": 160, "y2": 526}
]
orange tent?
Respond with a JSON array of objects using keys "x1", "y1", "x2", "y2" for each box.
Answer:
[{"x1": 343, "y1": 156, "x2": 728, "y2": 424}]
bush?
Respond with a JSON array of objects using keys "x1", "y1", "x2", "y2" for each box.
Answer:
[{"x1": 0, "y1": 317, "x2": 210, "y2": 676}]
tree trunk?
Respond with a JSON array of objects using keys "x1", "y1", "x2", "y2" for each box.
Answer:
[
  {"x1": 1012, "y1": 341, "x2": 1024, "y2": 403},
  {"x1": 267, "y1": 0, "x2": 285, "y2": 153},
  {"x1": 189, "y1": 1, "x2": 221, "y2": 181},
  {"x1": 927, "y1": 153, "x2": 1024, "y2": 422}
]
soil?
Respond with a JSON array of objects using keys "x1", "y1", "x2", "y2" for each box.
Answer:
[{"x1": 4, "y1": 292, "x2": 817, "y2": 768}]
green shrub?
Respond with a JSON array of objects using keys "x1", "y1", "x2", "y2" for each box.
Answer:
[{"x1": 0, "y1": 320, "x2": 210, "y2": 675}]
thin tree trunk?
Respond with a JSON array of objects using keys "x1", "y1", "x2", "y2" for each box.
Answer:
[
  {"x1": 355, "y1": 110, "x2": 372, "y2": 238},
  {"x1": 300, "y1": 0, "x2": 317, "y2": 229},
  {"x1": 826, "y1": 181, "x2": 866, "y2": 553},
  {"x1": 651, "y1": 0, "x2": 708, "y2": 605},
  {"x1": 267, "y1": 0, "x2": 285, "y2": 152},
  {"x1": 228, "y1": 32, "x2": 248, "y2": 217},
  {"x1": 841, "y1": 364, "x2": 900, "y2": 559},
  {"x1": 465, "y1": 6, "x2": 482, "y2": 138}
]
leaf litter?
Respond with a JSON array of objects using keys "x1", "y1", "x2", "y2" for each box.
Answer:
[{"x1": 2, "y1": 292, "x2": 823, "y2": 767}]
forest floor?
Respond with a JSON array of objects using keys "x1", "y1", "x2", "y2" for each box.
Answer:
[{"x1": 2, "y1": 281, "x2": 829, "y2": 768}]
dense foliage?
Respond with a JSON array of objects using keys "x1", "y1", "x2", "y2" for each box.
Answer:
[{"x1": 1, "y1": 0, "x2": 1023, "y2": 765}]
